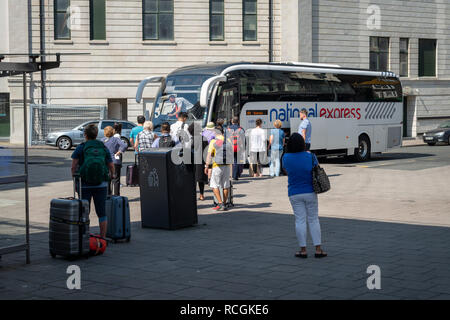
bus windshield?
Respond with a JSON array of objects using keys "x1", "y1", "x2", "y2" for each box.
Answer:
[{"x1": 152, "y1": 74, "x2": 211, "y2": 130}]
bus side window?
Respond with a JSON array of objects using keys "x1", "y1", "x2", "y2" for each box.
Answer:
[{"x1": 329, "y1": 79, "x2": 357, "y2": 102}]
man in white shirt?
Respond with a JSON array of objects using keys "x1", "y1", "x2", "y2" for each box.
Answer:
[
  {"x1": 249, "y1": 118, "x2": 267, "y2": 177},
  {"x1": 170, "y1": 112, "x2": 190, "y2": 148}
]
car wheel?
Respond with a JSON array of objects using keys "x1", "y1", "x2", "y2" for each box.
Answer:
[
  {"x1": 448, "y1": 136, "x2": 450, "y2": 145},
  {"x1": 354, "y1": 134, "x2": 371, "y2": 162},
  {"x1": 427, "y1": 142, "x2": 436, "y2": 146},
  {"x1": 57, "y1": 136, "x2": 72, "y2": 150},
  {"x1": 121, "y1": 137, "x2": 130, "y2": 148}
]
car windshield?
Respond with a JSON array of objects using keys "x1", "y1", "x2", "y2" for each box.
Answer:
[
  {"x1": 73, "y1": 121, "x2": 99, "y2": 130},
  {"x1": 438, "y1": 121, "x2": 450, "y2": 128},
  {"x1": 73, "y1": 122, "x2": 90, "y2": 130},
  {"x1": 152, "y1": 74, "x2": 211, "y2": 130}
]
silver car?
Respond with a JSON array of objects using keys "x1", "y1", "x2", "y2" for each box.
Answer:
[{"x1": 46, "y1": 120, "x2": 137, "y2": 150}]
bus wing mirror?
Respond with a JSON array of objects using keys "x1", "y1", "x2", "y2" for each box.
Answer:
[
  {"x1": 200, "y1": 75, "x2": 227, "y2": 108},
  {"x1": 136, "y1": 76, "x2": 165, "y2": 103}
]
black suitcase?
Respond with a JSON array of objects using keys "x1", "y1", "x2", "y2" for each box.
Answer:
[
  {"x1": 126, "y1": 154, "x2": 139, "y2": 186},
  {"x1": 49, "y1": 177, "x2": 90, "y2": 260},
  {"x1": 138, "y1": 149, "x2": 198, "y2": 230}
]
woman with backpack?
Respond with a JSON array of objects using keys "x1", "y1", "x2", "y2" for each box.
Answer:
[
  {"x1": 71, "y1": 124, "x2": 114, "y2": 238},
  {"x1": 102, "y1": 126, "x2": 128, "y2": 196},
  {"x1": 151, "y1": 122, "x2": 177, "y2": 148}
]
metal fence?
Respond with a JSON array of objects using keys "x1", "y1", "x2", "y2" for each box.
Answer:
[{"x1": 30, "y1": 104, "x2": 106, "y2": 144}]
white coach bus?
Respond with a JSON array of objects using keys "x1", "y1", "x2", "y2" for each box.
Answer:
[{"x1": 136, "y1": 62, "x2": 403, "y2": 161}]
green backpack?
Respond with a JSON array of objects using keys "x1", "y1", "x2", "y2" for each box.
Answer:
[{"x1": 79, "y1": 140, "x2": 109, "y2": 185}]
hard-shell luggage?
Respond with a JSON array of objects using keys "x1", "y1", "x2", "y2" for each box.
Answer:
[
  {"x1": 126, "y1": 154, "x2": 139, "y2": 186},
  {"x1": 213, "y1": 180, "x2": 234, "y2": 207},
  {"x1": 49, "y1": 177, "x2": 90, "y2": 260},
  {"x1": 105, "y1": 195, "x2": 131, "y2": 242}
]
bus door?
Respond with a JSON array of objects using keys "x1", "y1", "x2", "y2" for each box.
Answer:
[{"x1": 211, "y1": 80, "x2": 240, "y2": 126}]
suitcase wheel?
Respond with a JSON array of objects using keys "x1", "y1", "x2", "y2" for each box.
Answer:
[{"x1": 50, "y1": 250, "x2": 56, "y2": 258}]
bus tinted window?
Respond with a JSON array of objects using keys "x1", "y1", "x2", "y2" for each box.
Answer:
[
  {"x1": 331, "y1": 75, "x2": 402, "y2": 102},
  {"x1": 237, "y1": 71, "x2": 402, "y2": 103},
  {"x1": 238, "y1": 70, "x2": 335, "y2": 103}
]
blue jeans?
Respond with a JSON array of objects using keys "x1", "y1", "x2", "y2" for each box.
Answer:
[
  {"x1": 79, "y1": 186, "x2": 108, "y2": 222},
  {"x1": 289, "y1": 192, "x2": 321, "y2": 247},
  {"x1": 269, "y1": 149, "x2": 282, "y2": 177},
  {"x1": 232, "y1": 152, "x2": 244, "y2": 180}
]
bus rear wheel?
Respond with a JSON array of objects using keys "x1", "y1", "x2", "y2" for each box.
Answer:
[{"x1": 354, "y1": 134, "x2": 371, "y2": 162}]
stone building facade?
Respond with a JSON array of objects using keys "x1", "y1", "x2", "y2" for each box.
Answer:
[{"x1": 1, "y1": 0, "x2": 449, "y2": 143}]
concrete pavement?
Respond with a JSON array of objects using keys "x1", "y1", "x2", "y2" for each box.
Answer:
[{"x1": 0, "y1": 145, "x2": 449, "y2": 300}]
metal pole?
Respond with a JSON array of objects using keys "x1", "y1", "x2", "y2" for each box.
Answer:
[
  {"x1": 23, "y1": 72, "x2": 31, "y2": 264},
  {"x1": 39, "y1": 0, "x2": 46, "y2": 104},
  {"x1": 269, "y1": 0, "x2": 273, "y2": 63}
]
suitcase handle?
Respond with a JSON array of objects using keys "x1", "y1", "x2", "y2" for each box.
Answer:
[{"x1": 73, "y1": 175, "x2": 82, "y2": 200}]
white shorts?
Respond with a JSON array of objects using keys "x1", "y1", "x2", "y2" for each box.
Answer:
[{"x1": 209, "y1": 165, "x2": 231, "y2": 189}]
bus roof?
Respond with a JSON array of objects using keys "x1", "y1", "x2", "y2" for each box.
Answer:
[{"x1": 168, "y1": 61, "x2": 398, "y2": 78}]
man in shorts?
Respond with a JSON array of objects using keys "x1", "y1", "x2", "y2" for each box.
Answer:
[{"x1": 205, "y1": 126, "x2": 232, "y2": 211}]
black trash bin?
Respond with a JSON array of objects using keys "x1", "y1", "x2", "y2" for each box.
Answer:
[{"x1": 138, "y1": 148, "x2": 198, "y2": 230}]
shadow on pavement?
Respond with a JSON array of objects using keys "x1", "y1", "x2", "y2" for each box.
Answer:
[
  {"x1": 319, "y1": 152, "x2": 434, "y2": 165},
  {"x1": 0, "y1": 210, "x2": 450, "y2": 299}
]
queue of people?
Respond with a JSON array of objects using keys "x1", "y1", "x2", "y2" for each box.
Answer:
[{"x1": 71, "y1": 110, "x2": 326, "y2": 258}]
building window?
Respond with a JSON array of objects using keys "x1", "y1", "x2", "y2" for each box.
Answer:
[
  {"x1": 369, "y1": 37, "x2": 389, "y2": 71},
  {"x1": 399, "y1": 38, "x2": 409, "y2": 77},
  {"x1": 419, "y1": 39, "x2": 437, "y2": 77},
  {"x1": 210, "y1": 0, "x2": 224, "y2": 41},
  {"x1": 243, "y1": 0, "x2": 257, "y2": 41},
  {"x1": 90, "y1": 0, "x2": 106, "y2": 40},
  {"x1": 54, "y1": 0, "x2": 71, "y2": 40},
  {"x1": 143, "y1": 0, "x2": 174, "y2": 40}
]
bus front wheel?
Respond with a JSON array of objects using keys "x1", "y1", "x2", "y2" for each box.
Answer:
[{"x1": 354, "y1": 135, "x2": 371, "y2": 162}]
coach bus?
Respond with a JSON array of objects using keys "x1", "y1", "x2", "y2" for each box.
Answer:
[{"x1": 136, "y1": 62, "x2": 403, "y2": 161}]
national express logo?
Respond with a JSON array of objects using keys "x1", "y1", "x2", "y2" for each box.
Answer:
[{"x1": 269, "y1": 103, "x2": 362, "y2": 122}]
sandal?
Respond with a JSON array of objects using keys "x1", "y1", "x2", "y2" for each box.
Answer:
[
  {"x1": 314, "y1": 250, "x2": 327, "y2": 258},
  {"x1": 198, "y1": 195, "x2": 205, "y2": 201},
  {"x1": 295, "y1": 251, "x2": 308, "y2": 258}
]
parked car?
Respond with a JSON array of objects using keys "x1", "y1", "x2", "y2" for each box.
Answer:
[
  {"x1": 46, "y1": 120, "x2": 137, "y2": 150},
  {"x1": 422, "y1": 120, "x2": 450, "y2": 146}
]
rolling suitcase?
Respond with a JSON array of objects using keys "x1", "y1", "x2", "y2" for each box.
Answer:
[
  {"x1": 213, "y1": 180, "x2": 234, "y2": 207},
  {"x1": 105, "y1": 195, "x2": 131, "y2": 242},
  {"x1": 126, "y1": 154, "x2": 139, "y2": 186},
  {"x1": 49, "y1": 177, "x2": 90, "y2": 260}
]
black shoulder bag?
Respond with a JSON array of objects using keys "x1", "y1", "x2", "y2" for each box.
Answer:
[{"x1": 311, "y1": 153, "x2": 331, "y2": 194}]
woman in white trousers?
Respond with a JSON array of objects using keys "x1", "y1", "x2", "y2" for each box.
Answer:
[{"x1": 282, "y1": 133, "x2": 327, "y2": 259}]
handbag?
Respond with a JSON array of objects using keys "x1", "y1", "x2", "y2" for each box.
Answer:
[{"x1": 311, "y1": 154, "x2": 331, "y2": 194}]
